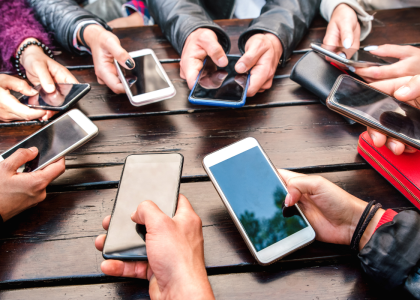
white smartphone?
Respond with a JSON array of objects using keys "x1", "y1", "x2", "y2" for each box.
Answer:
[
  {"x1": 0, "y1": 109, "x2": 98, "y2": 172},
  {"x1": 203, "y1": 137, "x2": 315, "y2": 265},
  {"x1": 115, "y1": 49, "x2": 176, "y2": 106}
]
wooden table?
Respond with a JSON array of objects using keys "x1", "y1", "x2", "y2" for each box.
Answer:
[{"x1": 0, "y1": 8, "x2": 419, "y2": 299}]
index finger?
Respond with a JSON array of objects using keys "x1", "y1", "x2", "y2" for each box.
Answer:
[
  {"x1": 197, "y1": 30, "x2": 228, "y2": 68},
  {"x1": 104, "y1": 35, "x2": 135, "y2": 70}
]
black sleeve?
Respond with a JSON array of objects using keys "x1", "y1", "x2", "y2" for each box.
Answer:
[
  {"x1": 144, "y1": 0, "x2": 231, "y2": 55},
  {"x1": 26, "y1": 0, "x2": 112, "y2": 55},
  {"x1": 238, "y1": 0, "x2": 321, "y2": 66},
  {"x1": 358, "y1": 210, "x2": 420, "y2": 298}
]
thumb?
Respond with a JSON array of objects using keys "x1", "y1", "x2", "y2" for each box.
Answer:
[
  {"x1": 277, "y1": 169, "x2": 308, "y2": 207},
  {"x1": 394, "y1": 75, "x2": 420, "y2": 105},
  {"x1": 1, "y1": 147, "x2": 38, "y2": 172},
  {"x1": 131, "y1": 200, "x2": 169, "y2": 228},
  {"x1": 105, "y1": 35, "x2": 135, "y2": 70},
  {"x1": 1, "y1": 76, "x2": 38, "y2": 96},
  {"x1": 337, "y1": 20, "x2": 355, "y2": 49}
]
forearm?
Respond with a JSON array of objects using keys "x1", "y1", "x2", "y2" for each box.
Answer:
[
  {"x1": 239, "y1": 0, "x2": 321, "y2": 66},
  {"x1": 144, "y1": 0, "x2": 230, "y2": 55}
]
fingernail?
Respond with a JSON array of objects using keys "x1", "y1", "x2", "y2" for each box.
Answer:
[
  {"x1": 343, "y1": 38, "x2": 352, "y2": 49},
  {"x1": 338, "y1": 52, "x2": 346, "y2": 58},
  {"x1": 218, "y1": 56, "x2": 228, "y2": 67},
  {"x1": 284, "y1": 194, "x2": 290, "y2": 207},
  {"x1": 30, "y1": 88, "x2": 38, "y2": 95},
  {"x1": 396, "y1": 86, "x2": 411, "y2": 97},
  {"x1": 388, "y1": 141, "x2": 397, "y2": 153},
  {"x1": 131, "y1": 211, "x2": 136, "y2": 219},
  {"x1": 45, "y1": 84, "x2": 55, "y2": 93},
  {"x1": 236, "y1": 62, "x2": 246, "y2": 73},
  {"x1": 348, "y1": 66, "x2": 356, "y2": 72},
  {"x1": 364, "y1": 45, "x2": 378, "y2": 51},
  {"x1": 125, "y1": 59, "x2": 135, "y2": 69},
  {"x1": 29, "y1": 147, "x2": 37, "y2": 152}
]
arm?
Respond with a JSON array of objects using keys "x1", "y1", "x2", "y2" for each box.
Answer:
[
  {"x1": 238, "y1": 0, "x2": 321, "y2": 67},
  {"x1": 26, "y1": 0, "x2": 111, "y2": 55},
  {"x1": 144, "y1": 0, "x2": 230, "y2": 55}
]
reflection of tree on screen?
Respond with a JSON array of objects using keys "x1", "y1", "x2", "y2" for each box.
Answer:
[{"x1": 239, "y1": 187, "x2": 307, "y2": 251}]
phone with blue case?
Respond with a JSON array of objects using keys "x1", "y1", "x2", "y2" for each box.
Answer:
[{"x1": 188, "y1": 55, "x2": 250, "y2": 108}]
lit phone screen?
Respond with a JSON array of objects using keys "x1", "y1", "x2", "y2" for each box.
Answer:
[
  {"x1": 210, "y1": 146, "x2": 308, "y2": 252},
  {"x1": 123, "y1": 54, "x2": 170, "y2": 96},
  {"x1": 1, "y1": 115, "x2": 88, "y2": 170},
  {"x1": 333, "y1": 76, "x2": 420, "y2": 142}
]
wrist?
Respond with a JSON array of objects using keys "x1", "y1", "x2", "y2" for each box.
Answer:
[
  {"x1": 359, "y1": 208, "x2": 385, "y2": 250},
  {"x1": 79, "y1": 24, "x2": 105, "y2": 49},
  {"x1": 19, "y1": 40, "x2": 48, "y2": 68}
]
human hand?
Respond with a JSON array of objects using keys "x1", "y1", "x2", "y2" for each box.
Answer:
[
  {"x1": 95, "y1": 194, "x2": 215, "y2": 300},
  {"x1": 107, "y1": 12, "x2": 144, "y2": 29},
  {"x1": 324, "y1": 4, "x2": 361, "y2": 50},
  {"x1": 19, "y1": 38, "x2": 78, "y2": 120},
  {"x1": 279, "y1": 169, "x2": 384, "y2": 250},
  {"x1": 181, "y1": 28, "x2": 228, "y2": 90},
  {"x1": 0, "y1": 147, "x2": 65, "y2": 221},
  {"x1": 355, "y1": 45, "x2": 420, "y2": 82},
  {"x1": 367, "y1": 76, "x2": 420, "y2": 155},
  {"x1": 82, "y1": 25, "x2": 135, "y2": 94},
  {"x1": 0, "y1": 75, "x2": 50, "y2": 122},
  {"x1": 235, "y1": 33, "x2": 283, "y2": 96}
]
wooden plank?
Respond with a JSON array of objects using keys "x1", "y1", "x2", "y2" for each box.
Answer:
[
  {"x1": 0, "y1": 263, "x2": 402, "y2": 299},
  {"x1": 0, "y1": 105, "x2": 367, "y2": 176},
  {"x1": 0, "y1": 169, "x2": 414, "y2": 283}
]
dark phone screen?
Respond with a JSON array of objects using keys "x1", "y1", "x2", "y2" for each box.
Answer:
[
  {"x1": 1, "y1": 115, "x2": 88, "y2": 171},
  {"x1": 333, "y1": 76, "x2": 420, "y2": 143},
  {"x1": 191, "y1": 56, "x2": 248, "y2": 102},
  {"x1": 122, "y1": 54, "x2": 170, "y2": 96},
  {"x1": 210, "y1": 146, "x2": 307, "y2": 252},
  {"x1": 103, "y1": 154, "x2": 183, "y2": 259},
  {"x1": 317, "y1": 44, "x2": 399, "y2": 64},
  {"x1": 19, "y1": 84, "x2": 88, "y2": 109}
]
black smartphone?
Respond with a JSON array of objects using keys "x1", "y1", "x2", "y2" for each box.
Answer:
[
  {"x1": 327, "y1": 75, "x2": 420, "y2": 150},
  {"x1": 188, "y1": 55, "x2": 250, "y2": 108},
  {"x1": 19, "y1": 83, "x2": 90, "y2": 111},
  {"x1": 102, "y1": 153, "x2": 184, "y2": 260}
]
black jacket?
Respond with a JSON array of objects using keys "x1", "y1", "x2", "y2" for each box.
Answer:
[
  {"x1": 144, "y1": 0, "x2": 321, "y2": 66},
  {"x1": 26, "y1": 0, "x2": 111, "y2": 55},
  {"x1": 359, "y1": 210, "x2": 420, "y2": 298}
]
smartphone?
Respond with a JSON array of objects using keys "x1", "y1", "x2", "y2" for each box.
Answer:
[
  {"x1": 103, "y1": 153, "x2": 184, "y2": 260},
  {"x1": 115, "y1": 49, "x2": 176, "y2": 107},
  {"x1": 188, "y1": 55, "x2": 250, "y2": 108},
  {"x1": 311, "y1": 43, "x2": 399, "y2": 68},
  {"x1": 0, "y1": 109, "x2": 98, "y2": 172},
  {"x1": 327, "y1": 75, "x2": 420, "y2": 150},
  {"x1": 19, "y1": 83, "x2": 90, "y2": 111},
  {"x1": 203, "y1": 137, "x2": 315, "y2": 265}
]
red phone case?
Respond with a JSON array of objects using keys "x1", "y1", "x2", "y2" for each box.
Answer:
[{"x1": 358, "y1": 131, "x2": 420, "y2": 209}]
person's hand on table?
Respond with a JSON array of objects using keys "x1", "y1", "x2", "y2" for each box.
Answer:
[
  {"x1": 324, "y1": 4, "x2": 361, "y2": 50},
  {"x1": 235, "y1": 33, "x2": 283, "y2": 96},
  {"x1": 355, "y1": 45, "x2": 420, "y2": 82},
  {"x1": 368, "y1": 75, "x2": 420, "y2": 155},
  {"x1": 0, "y1": 147, "x2": 65, "y2": 222},
  {"x1": 279, "y1": 169, "x2": 384, "y2": 250},
  {"x1": 19, "y1": 38, "x2": 79, "y2": 121},
  {"x1": 80, "y1": 24, "x2": 135, "y2": 94},
  {"x1": 107, "y1": 13, "x2": 144, "y2": 29},
  {"x1": 0, "y1": 74, "x2": 48, "y2": 122},
  {"x1": 95, "y1": 194, "x2": 215, "y2": 300}
]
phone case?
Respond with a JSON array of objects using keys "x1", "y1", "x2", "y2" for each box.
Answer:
[
  {"x1": 188, "y1": 57, "x2": 250, "y2": 108},
  {"x1": 358, "y1": 131, "x2": 420, "y2": 209},
  {"x1": 327, "y1": 75, "x2": 420, "y2": 151}
]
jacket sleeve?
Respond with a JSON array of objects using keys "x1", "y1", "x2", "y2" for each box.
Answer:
[
  {"x1": 144, "y1": 0, "x2": 231, "y2": 55},
  {"x1": 319, "y1": 0, "x2": 373, "y2": 41},
  {"x1": 0, "y1": 0, "x2": 52, "y2": 72},
  {"x1": 358, "y1": 210, "x2": 420, "y2": 298},
  {"x1": 26, "y1": 0, "x2": 111, "y2": 55},
  {"x1": 238, "y1": 0, "x2": 321, "y2": 67}
]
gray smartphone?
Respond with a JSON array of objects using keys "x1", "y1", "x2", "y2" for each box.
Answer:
[
  {"x1": 311, "y1": 43, "x2": 399, "y2": 68},
  {"x1": 102, "y1": 153, "x2": 184, "y2": 260}
]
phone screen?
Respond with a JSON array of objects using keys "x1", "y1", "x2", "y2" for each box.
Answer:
[
  {"x1": 316, "y1": 44, "x2": 398, "y2": 64},
  {"x1": 1, "y1": 115, "x2": 88, "y2": 171},
  {"x1": 191, "y1": 56, "x2": 248, "y2": 102},
  {"x1": 103, "y1": 154, "x2": 183, "y2": 260},
  {"x1": 333, "y1": 76, "x2": 420, "y2": 144},
  {"x1": 19, "y1": 84, "x2": 89, "y2": 110},
  {"x1": 122, "y1": 54, "x2": 170, "y2": 96},
  {"x1": 209, "y1": 146, "x2": 308, "y2": 252}
]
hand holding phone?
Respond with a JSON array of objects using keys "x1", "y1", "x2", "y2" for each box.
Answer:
[
  {"x1": 19, "y1": 83, "x2": 90, "y2": 111},
  {"x1": 188, "y1": 55, "x2": 250, "y2": 108}
]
